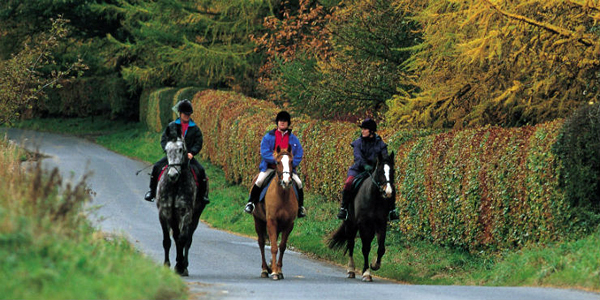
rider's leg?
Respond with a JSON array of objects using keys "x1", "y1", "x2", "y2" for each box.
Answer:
[
  {"x1": 145, "y1": 157, "x2": 167, "y2": 201},
  {"x1": 337, "y1": 176, "x2": 354, "y2": 220},
  {"x1": 388, "y1": 197, "x2": 399, "y2": 221},
  {"x1": 190, "y1": 159, "x2": 209, "y2": 204},
  {"x1": 244, "y1": 169, "x2": 273, "y2": 213},
  {"x1": 292, "y1": 173, "x2": 306, "y2": 218}
]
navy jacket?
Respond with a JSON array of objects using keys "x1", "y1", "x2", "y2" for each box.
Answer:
[
  {"x1": 160, "y1": 118, "x2": 203, "y2": 156},
  {"x1": 348, "y1": 134, "x2": 388, "y2": 177}
]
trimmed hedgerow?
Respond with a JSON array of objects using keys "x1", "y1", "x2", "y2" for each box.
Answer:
[{"x1": 181, "y1": 89, "x2": 587, "y2": 251}]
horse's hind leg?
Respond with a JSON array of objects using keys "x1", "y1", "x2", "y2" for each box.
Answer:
[
  {"x1": 346, "y1": 226, "x2": 357, "y2": 279},
  {"x1": 160, "y1": 217, "x2": 171, "y2": 267},
  {"x1": 370, "y1": 229, "x2": 386, "y2": 271}
]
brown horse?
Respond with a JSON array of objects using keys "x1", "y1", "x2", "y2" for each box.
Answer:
[{"x1": 252, "y1": 145, "x2": 298, "y2": 280}]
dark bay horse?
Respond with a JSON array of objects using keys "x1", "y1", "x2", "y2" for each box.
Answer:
[
  {"x1": 252, "y1": 145, "x2": 298, "y2": 280},
  {"x1": 328, "y1": 152, "x2": 395, "y2": 282},
  {"x1": 156, "y1": 126, "x2": 207, "y2": 276}
]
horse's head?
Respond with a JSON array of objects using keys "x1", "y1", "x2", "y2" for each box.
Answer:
[
  {"x1": 274, "y1": 145, "x2": 293, "y2": 189},
  {"x1": 373, "y1": 151, "x2": 395, "y2": 199},
  {"x1": 165, "y1": 134, "x2": 187, "y2": 183}
]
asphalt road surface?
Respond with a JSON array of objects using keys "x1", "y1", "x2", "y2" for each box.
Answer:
[{"x1": 3, "y1": 128, "x2": 600, "y2": 300}]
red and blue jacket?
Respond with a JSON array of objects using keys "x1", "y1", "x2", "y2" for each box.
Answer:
[{"x1": 259, "y1": 128, "x2": 303, "y2": 172}]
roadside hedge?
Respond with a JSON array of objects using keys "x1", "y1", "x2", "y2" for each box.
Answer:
[{"x1": 148, "y1": 88, "x2": 588, "y2": 251}]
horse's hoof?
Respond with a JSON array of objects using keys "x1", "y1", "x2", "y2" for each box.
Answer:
[
  {"x1": 347, "y1": 272, "x2": 355, "y2": 279},
  {"x1": 278, "y1": 272, "x2": 284, "y2": 280},
  {"x1": 370, "y1": 263, "x2": 381, "y2": 271},
  {"x1": 271, "y1": 273, "x2": 280, "y2": 280},
  {"x1": 362, "y1": 275, "x2": 373, "y2": 282},
  {"x1": 181, "y1": 269, "x2": 189, "y2": 277},
  {"x1": 261, "y1": 271, "x2": 269, "y2": 278}
]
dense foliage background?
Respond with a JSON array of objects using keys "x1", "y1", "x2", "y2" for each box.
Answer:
[{"x1": 2, "y1": 0, "x2": 600, "y2": 253}]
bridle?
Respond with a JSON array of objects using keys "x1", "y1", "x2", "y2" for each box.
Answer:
[
  {"x1": 370, "y1": 160, "x2": 394, "y2": 198},
  {"x1": 275, "y1": 152, "x2": 293, "y2": 188},
  {"x1": 166, "y1": 138, "x2": 189, "y2": 180}
]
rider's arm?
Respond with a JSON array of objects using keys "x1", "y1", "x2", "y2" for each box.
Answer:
[
  {"x1": 291, "y1": 135, "x2": 303, "y2": 169},
  {"x1": 260, "y1": 133, "x2": 276, "y2": 164},
  {"x1": 188, "y1": 127, "x2": 203, "y2": 156}
]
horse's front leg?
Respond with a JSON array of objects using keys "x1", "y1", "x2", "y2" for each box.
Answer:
[
  {"x1": 360, "y1": 233, "x2": 375, "y2": 282},
  {"x1": 370, "y1": 229, "x2": 386, "y2": 271},
  {"x1": 266, "y1": 218, "x2": 280, "y2": 280},
  {"x1": 254, "y1": 218, "x2": 270, "y2": 278},
  {"x1": 159, "y1": 217, "x2": 171, "y2": 268},
  {"x1": 173, "y1": 228, "x2": 189, "y2": 276},
  {"x1": 276, "y1": 222, "x2": 294, "y2": 280}
]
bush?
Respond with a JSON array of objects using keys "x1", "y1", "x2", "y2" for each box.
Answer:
[{"x1": 553, "y1": 103, "x2": 600, "y2": 213}]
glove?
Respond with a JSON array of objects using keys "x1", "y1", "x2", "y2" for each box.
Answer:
[{"x1": 364, "y1": 165, "x2": 373, "y2": 172}]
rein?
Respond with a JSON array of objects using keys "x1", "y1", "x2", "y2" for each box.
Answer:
[{"x1": 370, "y1": 161, "x2": 393, "y2": 198}]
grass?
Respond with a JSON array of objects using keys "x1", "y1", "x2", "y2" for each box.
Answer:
[
  {"x1": 0, "y1": 122, "x2": 187, "y2": 299},
  {"x1": 9, "y1": 117, "x2": 600, "y2": 293}
]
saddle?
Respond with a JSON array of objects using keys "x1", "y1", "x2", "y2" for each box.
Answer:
[
  {"x1": 350, "y1": 172, "x2": 370, "y2": 195},
  {"x1": 158, "y1": 164, "x2": 201, "y2": 186},
  {"x1": 258, "y1": 171, "x2": 299, "y2": 202}
]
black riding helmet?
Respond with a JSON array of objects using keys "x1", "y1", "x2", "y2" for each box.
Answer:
[
  {"x1": 359, "y1": 118, "x2": 377, "y2": 132},
  {"x1": 275, "y1": 111, "x2": 291, "y2": 125},
  {"x1": 177, "y1": 99, "x2": 193, "y2": 115}
]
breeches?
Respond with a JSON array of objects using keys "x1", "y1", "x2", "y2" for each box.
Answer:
[{"x1": 254, "y1": 169, "x2": 303, "y2": 189}]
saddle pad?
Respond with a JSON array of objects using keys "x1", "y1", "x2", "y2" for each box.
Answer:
[{"x1": 258, "y1": 173, "x2": 299, "y2": 202}]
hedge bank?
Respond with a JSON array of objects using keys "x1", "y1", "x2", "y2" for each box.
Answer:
[{"x1": 144, "y1": 88, "x2": 582, "y2": 251}]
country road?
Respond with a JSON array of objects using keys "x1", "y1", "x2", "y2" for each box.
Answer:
[{"x1": 3, "y1": 127, "x2": 599, "y2": 300}]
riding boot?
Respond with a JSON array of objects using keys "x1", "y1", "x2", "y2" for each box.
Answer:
[
  {"x1": 244, "y1": 184, "x2": 261, "y2": 214},
  {"x1": 336, "y1": 190, "x2": 352, "y2": 220},
  {"x1": 200, "y1": 177, "x2": 210, "y2": 205},
  {"x1": 144, "y1": 169, "x2": 158, "y2": 202},
  {"x1": 388, "y1": 198, "x2": 399, "y2": 221},
  {"x1": 297, "y1": 188, "x2": 306, "y2": 218}
]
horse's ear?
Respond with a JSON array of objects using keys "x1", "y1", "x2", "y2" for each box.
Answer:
[
  {"x1": 389, "y1": 151, "x2": 395, "y2": 162},
  {"x1": 287, "y1": 145, "x2": 292, "y2": 154},
  {"x1": 276, "y1": 145, "x2": 281, "y2": 153}
]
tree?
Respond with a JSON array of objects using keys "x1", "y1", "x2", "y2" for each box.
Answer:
[
  {"x1": 254, "y1": 0, "x2": 419, "y2": 121},
  {"x1": 387, "y1": 0, "x2": 600, "y2": 129},
  {"x1": 92, "y1": 0, "x2": 276, "y2": 93},
  {"x1": 0, "y1": 17, "x2": 86, "y2": 126}
]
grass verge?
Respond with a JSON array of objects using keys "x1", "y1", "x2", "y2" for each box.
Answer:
[{"x1": 10, "y1": 117, "x2": 600, "y2": 292}]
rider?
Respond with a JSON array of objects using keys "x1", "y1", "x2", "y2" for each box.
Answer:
[
  {"x1": 144, "y1": 99, "x2": 209, "y2": 204},
  {"x1": 336, "y1": 118, "x2": 399, "y2": 221},
  {"x1": 244, "y1": 111, "x2": 306, "y2": 218}
]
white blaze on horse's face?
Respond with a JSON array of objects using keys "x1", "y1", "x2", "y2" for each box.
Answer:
[
  {"x1": 384, "y1": 164, "x2": 393, "y2": 198},
  {"x1": 280, "y1": 154, "x2": 292, "y2": 188}
]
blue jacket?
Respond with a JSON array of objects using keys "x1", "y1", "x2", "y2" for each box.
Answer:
[
  {"x1": 348, "y1": 134, "x2": 388, "y2": 177},
  {"x1": 259, "y1": 129, "x2": 303, "y2": 172}
]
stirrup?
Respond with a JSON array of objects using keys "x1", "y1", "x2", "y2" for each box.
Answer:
[
  {"x1": 298, "y1": 206, "x2": 307, "y2": 218},
  {"x1": 244, "y1": 202, "x2": 255, "y2": 214},
  {"x1": 144, "y1": 191, "x2": 155, "y2": 202},
  {"x1": 337, "y1": 208, "x2": 348, "y2": 220}
]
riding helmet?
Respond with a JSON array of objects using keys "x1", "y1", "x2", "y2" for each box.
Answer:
[
  {"x1": 275, "y1": 111, "x2": 291, "y2": 125},
  {"x1": 177, "y1": 100, "x2": 193, "y2": 114},
  {"x1": 359, "y1": 118, "x2": 377, "y2": 132}
]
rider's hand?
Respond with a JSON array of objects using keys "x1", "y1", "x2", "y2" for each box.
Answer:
[
  {"x1": 364, "y1": 165, "x2": 373, "y2": 172},
  {"x1": 188, "y1": 153, "x2": 193, "y2": 160}
]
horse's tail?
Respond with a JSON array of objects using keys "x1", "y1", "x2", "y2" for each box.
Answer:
[{"x1": 327, "y1": 221, "x2": 353, "y2": 253}]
